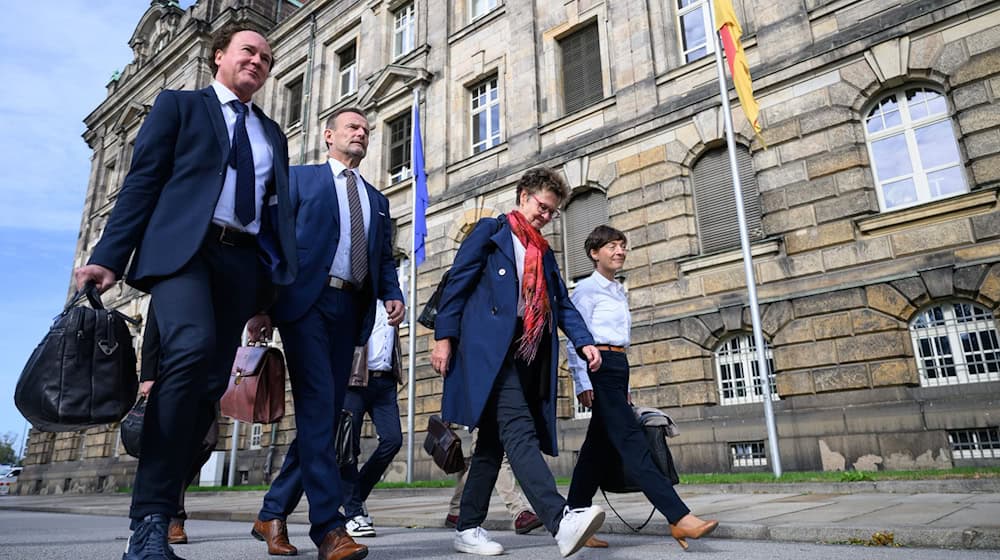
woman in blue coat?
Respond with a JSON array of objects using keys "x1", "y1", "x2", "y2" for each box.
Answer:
[{"x1": 431, "y1": 168, "x2": 605, "y2": 558}]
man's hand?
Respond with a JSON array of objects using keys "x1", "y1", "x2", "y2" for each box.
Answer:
[
  {"x1": 74, "y1": 264, "x2": 116, "y2": 293},
  {"x1": 577, "y1": 389, "x2": 594, "y2": 408},
  {"x1": 139, "y1": 381, "x2": 154, "y2": 398},
  {"x1": 581, "y1": 345, "x2": 603, "y2": 372},
  {"x1": 385, "y1": 299, "x2": 405, "y2": 326},
  {"x1": 431, "y1": 339, "x2": 452, "y2": 378},
  {"x1": 246, "y1": 313, "x2": 272, "y2": 343}
]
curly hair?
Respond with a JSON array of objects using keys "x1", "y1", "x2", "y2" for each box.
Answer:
[
  {"x1": 515, "y1": 167, "x2": 571, "y2": 206},
  {"x1": 209, "y1": 24, "x2": 273, "y2": 74},
  {"x1": 584, "y1": 225, "x2": 627, "y2": 264}
]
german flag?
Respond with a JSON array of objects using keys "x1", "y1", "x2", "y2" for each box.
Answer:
[{"x1": 714, "y1": 0, "x2": 763, "y2": 143}]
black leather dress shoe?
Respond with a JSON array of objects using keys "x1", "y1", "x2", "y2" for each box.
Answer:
[{"x1": 122, "y1": 514, "x2": 186, "y2": 560}]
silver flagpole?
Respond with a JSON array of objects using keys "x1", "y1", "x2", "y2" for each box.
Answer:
[
  {"x1": 405, "y1": 88, "x2": 420, "y2": 483},
  {"x1": 708, "y1": 0, "x2": 781, "y2": 477}
]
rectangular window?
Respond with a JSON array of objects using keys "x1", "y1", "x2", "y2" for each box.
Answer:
[
  {"x1": 730, "y1": 440, "x2": 767, "y2": 468},
  {"x1": 285, "y1": 77, "x2": 303, "y2": 126},
  {"x1": 948, "y1": 428, "x2": 1000, "y2": 460},
  {"x1": 250, "y1": 423, "x2": 263, "y2": 450},
  {"x1": 388, "y1": 113, "x2": 412, "y2": 184},
  {"x1": 677, "y1": 0, "x2": 714, "y2": 63},
  {"x1": 470, "y1": 77, "x2": 501, "y2": 154},
  {"x1": 393, "y1": 2, "x2": 416, "y2": 59},
  {"x1": 560, "y1": 23, "x2": 604, "y2": 114},
  {"x1": 470, "y1": 0, "x2": 498, "y2": 21},
  {"x1": 103, "y1": 161, "x2": 117, "y2": 199},
  {"x1": 338, "y1": 43, "x2": 358, "y2": 98}
]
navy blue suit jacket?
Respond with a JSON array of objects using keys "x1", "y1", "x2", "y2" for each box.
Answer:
[
  {"x1": 434, "y1": 215, "x2": 595, "y2": 456},
  {"x1": 271, "y1": 163, "x2": 403, "y2": 344},
  {"x1": 89, "y1": 87, "x2": 297, "y2": 291}
]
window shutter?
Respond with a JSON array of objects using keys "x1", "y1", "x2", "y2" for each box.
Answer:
[
  {"x1": 693, "y1": 146, "x2": 762, "y2": 254},
  {"x1": 561, "y1": 24, "x2": 604, "y2": 114},
  {"x1": 564, "y1": 190, "x2": 610, "y2": 281}
]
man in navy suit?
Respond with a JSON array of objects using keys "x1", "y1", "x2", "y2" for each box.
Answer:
[
  {"x1": 248, "y1": 107, "x2": 404, "y2": 560},
  {"x1": 74, "y1": 25, "x2": 296, "y2": 560}
]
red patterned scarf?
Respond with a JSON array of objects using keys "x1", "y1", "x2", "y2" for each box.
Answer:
[{"x1": 507, "y1": 210, "x2": 551, "y2": 363}]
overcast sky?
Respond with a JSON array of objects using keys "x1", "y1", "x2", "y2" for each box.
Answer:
[{"x1": 0, "y1": 1, "x2": 197, "y2": 456}]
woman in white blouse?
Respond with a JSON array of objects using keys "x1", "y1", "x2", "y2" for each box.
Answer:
[{"x1": 566, "y1": 225, "x2": 718, "y2": 551}]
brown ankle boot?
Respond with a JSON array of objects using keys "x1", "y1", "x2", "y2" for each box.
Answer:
[{"x1": 167, "y1": 518, "x2": 188, "y2": 545}]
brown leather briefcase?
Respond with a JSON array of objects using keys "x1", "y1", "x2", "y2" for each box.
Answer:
[
  {"x1": 423, "y1": 415, "x2": 465, "y2": 474},
  {"x1": 220, "y1": 344, "x2": 286, "y2": 423}
]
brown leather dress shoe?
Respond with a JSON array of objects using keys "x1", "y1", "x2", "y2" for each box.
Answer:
[
  {"x1": 252, "y1": 518, "x2": 298, "y2": 556},
  {"x1": 318, "y1": 527, "x2": 368, "y2": 560},
  {"x1": 168, "y1": 518, "x2": 188, "y2": 545},
  {"x1": 514, "y1": 510, "x2": 543, "y2": 534},
  {"x1": 584, "y1": 535, "x2": 609, "y2": 548}
]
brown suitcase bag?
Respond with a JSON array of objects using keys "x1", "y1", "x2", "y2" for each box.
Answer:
[{"x1": 220, "y1": 343, "x2": 286, "y2": 423}]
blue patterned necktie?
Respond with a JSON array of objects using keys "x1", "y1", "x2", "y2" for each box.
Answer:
[
  {"x1": 229, "y1": 100, "x2": 255, "y2": 226},
  {"x1": 344, "y1": 170, "x2": 368, "y2": 286}
]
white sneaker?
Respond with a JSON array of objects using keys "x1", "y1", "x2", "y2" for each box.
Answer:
[
  {"x1": 360, "y1": 502, "x2": 373, "y2": 525},
  {"x1": 346, "y1": 515, "x2": 376, "y2": 537},
  {"x1": 555, "y1": 505, "x2": 605, "y2": 557},
  {"x1": 453, "y1": 527, "x2": 504, "y2": 555}
]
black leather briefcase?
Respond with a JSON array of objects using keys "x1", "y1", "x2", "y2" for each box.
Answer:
[{"x1": 15, "y1": 284, "x2": 139, "y2": 432}]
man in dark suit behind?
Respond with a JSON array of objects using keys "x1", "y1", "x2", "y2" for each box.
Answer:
[
  {"x1": 247, "y1": 107, "x2": 404, "y2": 560},
  {"x1": 73, "y1": 25, "x2": 296, "y2": 560}
]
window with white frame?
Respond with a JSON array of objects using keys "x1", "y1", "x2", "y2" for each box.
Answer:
[
  {"x1": 715, "y1": 334, "x2": 777, "y2": 406},
  {"x1": 910, "y1": 302, "x2": 1000, "y2": 387},
  {"x1": 250, "y1": 423, "x2": 263, "y2": 450},
  {"x1": 865, "y1": 87, "x2": 968, "y2": 211},
  {"x1": 470, "y1": 0, "x2": 499, "y2": 21},
  {"x1": 338, "y1": 42, "x2": 358, "y2": 98},
  {"x1": 470, "y1": 77, "x2": 501, "y2": 154},
  {"x1": 948, "y1": 428, "x2": 1000, "y2": 460},
  {"x1": 730, "y1": 440, "x2": 767, "y2": 467},
  {"x1": 387, "y1": 112, "x2": 412, "y2": 184},
  {"x1": 393, "y1": 2, "x2": 416, "y2": 59},
  {"x1": 677, "y1": 0, "x2": 714, "y2": 63}
]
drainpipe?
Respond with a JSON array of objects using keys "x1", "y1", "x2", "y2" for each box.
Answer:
[{"x1": 298, "y1": 13, "x2": 318, "y2": 164}]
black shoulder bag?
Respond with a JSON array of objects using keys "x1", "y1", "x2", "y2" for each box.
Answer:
[{"x1": 15, "y1": 283, "x2": 140, "y2": 432}]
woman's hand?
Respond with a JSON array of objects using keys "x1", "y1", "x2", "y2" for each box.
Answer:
[
  {"x1": 577, "y1": 389, "x2": 594, "y2": 408},
  {"x1": 431, "y1": 339, "x2": 452, "y2": 377},
  {"x1": 580, "y1": 345, "x2": 603, "y2": 372},
  {"x1": 139, "y1": 380, "x2": 154, "y2": 398}
]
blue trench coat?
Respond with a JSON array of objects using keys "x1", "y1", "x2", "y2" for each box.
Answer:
[{"x1": 435, "y1": 214, "x2": 595, "y2": 456}]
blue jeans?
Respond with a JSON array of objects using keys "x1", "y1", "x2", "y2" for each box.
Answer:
[{"x1": 339, "y1": 374, "x2": 403, "y2": 518}]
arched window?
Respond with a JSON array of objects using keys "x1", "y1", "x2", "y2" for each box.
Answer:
[
  {"x1": 562, "y1": 189, "x2": 609, "y2": 282},
  {"x1": 910, "y1": 302, "x2": 999, "y2": 387},
  {"x1": 714, "y1": 334, "x2": 776, "y2": 406},
  {"x1": 864, "y1": 87, "x2": 968, "y2": 211},
  {"x1": 692, "y1": 145, "x2": 762, "y2": 255}
]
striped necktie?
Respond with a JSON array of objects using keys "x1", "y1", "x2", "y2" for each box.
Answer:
[{"x1": 344, "y1": 170, "x2": 368, "y2": 286}]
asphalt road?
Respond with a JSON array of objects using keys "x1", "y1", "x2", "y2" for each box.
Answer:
[{"x1": 1, "y1": 511, "x2": 996, "y2": 560}]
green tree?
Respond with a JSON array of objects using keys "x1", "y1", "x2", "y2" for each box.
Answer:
[{"x1": 0, "y1": 432, "x2": 18, "y2": 465}]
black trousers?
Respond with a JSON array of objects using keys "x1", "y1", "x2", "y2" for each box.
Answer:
[
  {"x1": 130, "y1": 234, "x2": 259, "y2": 521},
  {"x1": 458, "y1": 340, "x2": 566, "y2": 536},
  {"x1": 567, "y1": 351, "x2": 690, "y2": 524}
]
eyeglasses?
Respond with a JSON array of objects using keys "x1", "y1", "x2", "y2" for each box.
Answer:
[{"x1": 531, "y1": 194, "x2": 561, "y2": 219}]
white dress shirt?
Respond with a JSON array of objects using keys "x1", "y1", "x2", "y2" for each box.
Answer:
[
  {"x1": 367, "y1": 301, "x2": 395, "y2": 371},
  {"x1": 327, "y1": 158, "x2": 372, "y2": 281},
  {"x1": 566, "y1": 270, "x2": 631, "y2": 394},
  {"x1": 210, "y1": 80, "x2": 273, "y2": 234}
]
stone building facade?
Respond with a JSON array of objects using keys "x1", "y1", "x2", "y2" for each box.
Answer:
[{"x1": 18, "y1": 0, "x2": 1000, "y2": 494}]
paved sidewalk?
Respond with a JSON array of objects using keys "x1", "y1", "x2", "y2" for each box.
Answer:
[{"x1": 1, "y1": 479, "x2": 998, "y2": 549}]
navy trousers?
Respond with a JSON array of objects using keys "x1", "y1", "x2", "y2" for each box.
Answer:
[
  {"x1": 131, "y1": 235, "x2": 259, "y2": 521},
  {"x1": 259, "y1": 286, "x2": 362, "y2": 545},
  {"x1": 567, "y1": 351, "x2": 690, "y2": 523},
  {"x1": 458, "y1": 346, "x2": 566, "y2": 536},
  {"x1": 340, "y1": 374, "x2": 403, "y2": 518}
]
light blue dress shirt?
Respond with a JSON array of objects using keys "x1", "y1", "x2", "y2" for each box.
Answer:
[
  {"x1": 567, "y1": 270, "x2": 631, "y2": 395},
  {"x1": 327, "y1": 158, "x2": 371, "y2": 282}
]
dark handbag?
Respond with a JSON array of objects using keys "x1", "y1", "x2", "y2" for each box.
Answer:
[
  {"x1": 423, "y1": 415, "x2": 465, "y2": 474},
  {"x1": 600, "y1": 408, "x2": 680, "y2": 494},
  {"x1": 335, "y1": 410, "x2": 356, "y2": 468},
  {"x1": 15, "y1": 283, "x2": 139, "y2": 432},
  {"x1": 417, "y1": 269, "x2": 450, "y2": 329},
  {"x1": 219, "y1": 343, "x2": 286, "y2": 423},
  {"x1": 120, "y1": 396, "x2": 146, "y2": 458}
]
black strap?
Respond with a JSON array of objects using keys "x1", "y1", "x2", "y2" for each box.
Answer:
[
  {"x1": 601, "y1": 489, "x2": 656, "y2": 532},
  {"x1": 64, "y1": 282, "x2": 105, "y2": 313}
]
